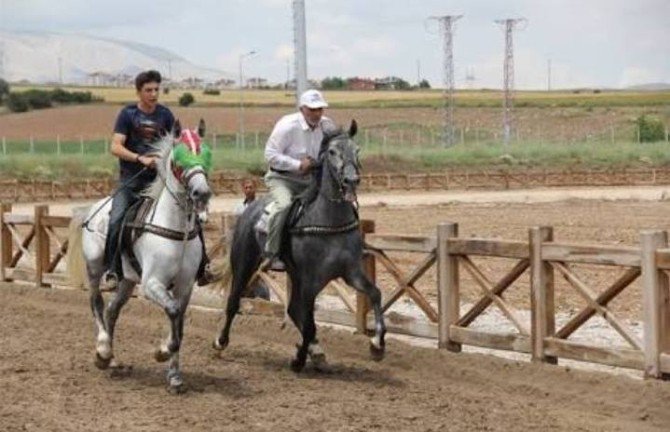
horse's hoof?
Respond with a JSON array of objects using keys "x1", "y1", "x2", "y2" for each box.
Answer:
[
  {"x1": 109, "y1": 362, "x2": 133, "y2": 379},
  {"x1": 167, "y1": 383, "x2": 187, "y2": 395},
  {"x1": 369, "y1": 343, "x2": 385, "y2": 362},
  {"x1": 154, "y1": 349, "x2": 171, "y2": 363},
  {"x1": 290, "y1": 358, "x2": 305, "y2": 373},
  {"x1": 94, "y1": 352, "x2": 112, "y2": 370},
  {"x1": 212, "y1": 338, "x2": 228, "y2": 351},
  {"x1": 167, "y1": 373, "x2": 186, "y2": 394},
  {"x1": 310, "y1": 352, "x2": 327, "y2": 368}
]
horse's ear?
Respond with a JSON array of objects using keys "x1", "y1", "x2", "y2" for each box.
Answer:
[
  {"x1": 348, "y1": 119, "x2": 358, "y2": 138},
  {"x1": 173, "y1": 119, "x2": 182, "y2": 138},
  {"x1": 197, "y1": 118, "x2": 206, "y2": 138}
]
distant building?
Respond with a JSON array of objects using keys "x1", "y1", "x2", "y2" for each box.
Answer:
[
  {"x1": 87, "y1": 71, "x2": 115, "y2": 86},
  {"x1": 181, "y1": 77, "x2": 205, "y2": 89},
  {"x1": 214, "y1": 78, "x2": 236, "y2": 89},
  {"x1": 347, "y1": 77, "x2": 375, "y2": 91},
  {"x1": 375, "y1": 76, "x2": 404, "y2": 90},
  {"x1": 246, "y1": 77, "x2": 268, "y2": 89}
]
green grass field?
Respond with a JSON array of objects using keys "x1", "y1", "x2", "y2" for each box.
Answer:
[
  {"x1": 2, "y1": 85, "x2": 669, "y2": 179},
  {"x1": 2, "y1": 139, "x2": 669, "y2": 180}
]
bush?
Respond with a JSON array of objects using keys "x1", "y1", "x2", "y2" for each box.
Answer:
[
  {"x1": 6, "y1": 93, "x2": 29, "y2": 112},
  {"x1": 636, "y1": 115, "x2": 666, "y2": 142},
  {"x1": 179, "y1": 92, "x2": 195, "y2": 107},
  {"x1": 23, "y1": 90, "x2": 53, "y2": 109},
  {"x1": 203, "y1": 88, "x2": 220, "y2": 96},
  {"x1": 0, "y1": 78, "x2": 9, "y2": 104},
  {"x1": 50, "y1": 88, "x2": 95, "y2": 104}
]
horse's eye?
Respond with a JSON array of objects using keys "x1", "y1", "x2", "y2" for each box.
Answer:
[{"x1": 329, "y1": 149, "x2": 336, "y2": 156}]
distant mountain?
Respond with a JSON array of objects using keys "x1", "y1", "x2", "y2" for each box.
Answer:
[
  {"x1": 625, "y1": 83, "x2": 670, "y2": 91},
  {"x1": 0, "y1": 30, "x2": 232, "y2": 84}
]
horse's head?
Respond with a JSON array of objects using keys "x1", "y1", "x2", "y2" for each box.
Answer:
[
  {"x1": 320, "y1": 120, "x2": 360, "y2": 203},
  {"x1": 171, "y1": 119, "x2": 213, "y2": 222}
]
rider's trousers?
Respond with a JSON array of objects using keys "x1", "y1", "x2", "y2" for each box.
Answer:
[{"x1": 264, "y1": 171, "x2": 311, "y2": 256}]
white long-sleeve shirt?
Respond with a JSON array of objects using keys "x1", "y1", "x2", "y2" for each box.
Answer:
[{"x1": 264, "y1": 112, "x2": 331, "y2": 173}]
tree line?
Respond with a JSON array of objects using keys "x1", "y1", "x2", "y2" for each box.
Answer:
[{"x1": 0, "y1": 79, "x2": 101, "y2": 113}]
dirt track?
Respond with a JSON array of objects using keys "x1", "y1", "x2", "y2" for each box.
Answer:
[{"x1": 1, "y1": 284, "x2": 669, "y2": 432}]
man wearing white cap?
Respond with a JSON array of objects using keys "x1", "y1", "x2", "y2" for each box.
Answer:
[{"x1": 261, "y1": 89, "x2": 331, "y2": 269}]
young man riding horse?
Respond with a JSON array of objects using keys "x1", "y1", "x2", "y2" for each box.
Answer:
[
  {"x1": 103, "y1": 70, "x2": 212, "y2": 289},
  {"x1": 262, "y1": 89, "x2": 331, "y2": 270}
]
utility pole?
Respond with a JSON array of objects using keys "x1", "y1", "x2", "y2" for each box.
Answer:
[
  {"x1": 58, "y1": 57, "x2": 63, "y2": 84},
  {"x1": 547, "y1": 58, "x2": 551, "y2": 91},
  {"x1": 292, "y1": 0, "x2": 308, "y2": 105},
  {"x1": 430, "y1": 15, "x2": 462, "y2": 147},
  {"x1": 0, "y1": 37, "x2": 5, "y2": 81},
  {"x1": 495, "y1": 18, "x2": 526, "y2": 146},
  {"x1": 0, "y1": 0, "x2": 5, "y2": 81},
  {"x1": 465, "y1": 67, "x2": 476, "y2": 89},
  {"x1": 238, "y1": 50, "x2": 257, "y2": 149},
  {"x1": 416, "y1": 59, "x2": 421, "y2": 86},
  {"x1": 286, "y1": 58, "x2": 290, "y2": 90}
]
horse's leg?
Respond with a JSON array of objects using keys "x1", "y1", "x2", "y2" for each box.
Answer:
[
  {"x1": 344, "y1": 267, "x2": 387, "y2": 361},
  {"x1": 164, "y1": 311, "x2": 186, "y2": 393},
  {"x1": 159, "y1": 279, "x2": 193, "y2": 394},
  {"x1": 290, "y1": 287, "x2": 318, "y2": 373},
  {"x1": 285, "y1": 275, "x2": 326, "y2": 368},
  {"x1": 102, "y1": 279, "x2": 135, "y2": 367},
  {"x1": 87, "y1": 260, "x2": 113, "y2": 370},
  {"x1": 214, "y1": 265, "x2": 255, "y2": 350}
]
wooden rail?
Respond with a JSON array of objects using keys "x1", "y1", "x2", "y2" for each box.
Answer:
[
  {"x1": 2, "y1": 167, "x2": 670, "y2": 202},
  {"x1": 438, "y1": 222, "x2": 670, "y2": 379},
  {"x1": 3, "y1": 203, "x2": 670, "y2": 379}
]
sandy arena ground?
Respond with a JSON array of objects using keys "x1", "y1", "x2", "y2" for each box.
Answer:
[
  {"x1": 1, "y1": 284, "x2": 670, "y2": 432},
  {"x1": 3, "y1": 186, "x2": 670, "y2": 430}
]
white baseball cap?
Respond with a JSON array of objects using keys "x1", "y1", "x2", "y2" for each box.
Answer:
[{"x1": 299, "y1": 89, "x2": 328, "y2": 109}]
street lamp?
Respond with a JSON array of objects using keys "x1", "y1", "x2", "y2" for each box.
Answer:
[{"x1": 238, "y1": 50, "x2": 258, "y2": 149}]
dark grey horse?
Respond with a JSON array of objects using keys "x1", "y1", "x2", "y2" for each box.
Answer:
[{"x1": 214, "y1": 120, "x2": 386, "y2": 372}]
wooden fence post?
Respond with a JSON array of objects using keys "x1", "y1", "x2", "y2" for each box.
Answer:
[
  {"x1": 34, "y1": 205, "x2": 49, "y2": 287},
  {"x1": 438, "y1": 222, "x2": 461, "y2": 351},
  {"x1": 357, "y1": 219, "x2": 375, "y2": 334},
  {"x1": 640, "y1": 230, "x2": 670, "y2": 379},
  {"x1": 530, "y1": 226, "x2": 557, "y2": 364},
  {"x1": 0, "y1": 203, "x2": 12, "y2": 282}
]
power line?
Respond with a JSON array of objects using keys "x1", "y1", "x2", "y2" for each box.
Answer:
[
  {"x1": 495, "y1": 18, "x2": 526, "y2": 146},
  {"x1": 429, "y1": 15, "x2": 462, "y2": 147}
]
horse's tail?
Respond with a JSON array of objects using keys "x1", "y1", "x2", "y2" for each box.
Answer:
[{"x1": 66, "y1": 207, "x2": 89, "y2": 289}]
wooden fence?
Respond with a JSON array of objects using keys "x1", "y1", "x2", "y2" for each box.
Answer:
[
  {"x1": 3, "y1": 167, "x2": 670, "y2": 202},
  {"x1": 2, "y1": 203, "x2": 669, "y2": 378}
]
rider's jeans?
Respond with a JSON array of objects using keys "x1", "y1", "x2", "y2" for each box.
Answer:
[{"x1": 103, "y1": 178, "x2": 144, "y2": 273}]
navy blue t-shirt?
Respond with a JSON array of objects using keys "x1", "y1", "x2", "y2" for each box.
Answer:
[{"x1": 113, "y1": 104, "x2": 175, "y2": 182}]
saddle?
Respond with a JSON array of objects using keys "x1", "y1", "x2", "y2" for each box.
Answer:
[{"x1": 117, "y1": 197, "x2": 200, "y2": 276}]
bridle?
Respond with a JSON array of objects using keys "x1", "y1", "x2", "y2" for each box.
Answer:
[{"x1": 320, "y1": 136, "x2": 361, "y2": 204}]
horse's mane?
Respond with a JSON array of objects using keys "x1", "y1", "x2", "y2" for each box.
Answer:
[
  {"x1": 296, "y1": 126, "x2": 348, "y2": 205},
  {"x1": 141, "y1": 133, "x2": 175, "y2": 200}
]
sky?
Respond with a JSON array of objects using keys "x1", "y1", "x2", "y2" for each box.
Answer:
[{"x1": 1, "y1": 0, "x2": 668, "y2": 89}]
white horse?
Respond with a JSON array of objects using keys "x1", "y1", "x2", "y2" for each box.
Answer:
[{"x1": 70, "y1": 122, "x2": 213, "y2": 393}]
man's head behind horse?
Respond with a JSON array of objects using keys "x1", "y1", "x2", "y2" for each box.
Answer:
[{"x1": 320, "y1": 120, "x2": 360, "y2": 203}]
